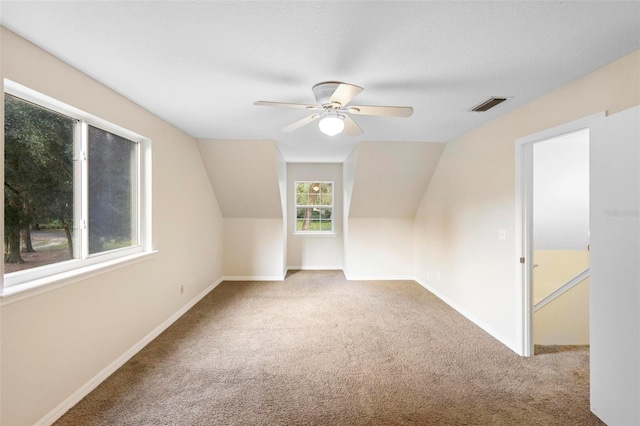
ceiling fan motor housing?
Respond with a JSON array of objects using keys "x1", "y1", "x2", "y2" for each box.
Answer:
[{"x1": 312, "y1": 81, "x2": 342, "y2": 107}]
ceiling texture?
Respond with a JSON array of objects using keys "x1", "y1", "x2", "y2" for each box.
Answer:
[{"x1": 1, "y1": 1, "x2": 639, "y2": 162}]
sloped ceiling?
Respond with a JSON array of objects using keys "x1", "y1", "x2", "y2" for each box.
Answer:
[
  {"x1": 196, "y1": 139, "x2": 282, "y2": 218},
  {"x1": 1, "y1": 2, "x2": 639, "y2": 162},
  {"x1": 349, "y1": 141, "x2": 445, "y2": 218}
]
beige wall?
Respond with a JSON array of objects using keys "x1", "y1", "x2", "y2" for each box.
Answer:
[
  {"x1": 345, "y1": 218, "x2": 414, "y2": 279},
  {"x1": 195, "y1": 139, "x2": 283, "y2": 218},
  {"x1": 533, "y1": 250, "x2": 590, "y2": 345},
  {"x1": 0, "y1": 28, "x2": 224, "y2": 425},
  {"x1": 348, "y1": 141, "x2": 444, "y2": 218},
  {"x1": 223, "y1": 218, "x2": 285, "y2": 279},
  {"x1": 415, "y1": 50, "x2": 640, "y2": 351}
]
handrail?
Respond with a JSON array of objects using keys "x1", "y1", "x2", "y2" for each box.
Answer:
[{"x1": 534, "y1": 267, "x2": 590, "y2": 312}]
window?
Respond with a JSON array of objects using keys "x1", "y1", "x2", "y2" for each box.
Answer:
[
  {"x1": 3, "y1": 81, "x2": 150, "y2": 289},
  {"x1": 295, "y1": 181, "x2": 333, "y2": 233}
]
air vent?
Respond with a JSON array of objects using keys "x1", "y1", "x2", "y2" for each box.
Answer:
[{"x1": 470, "y1": 97, "x2": 509, "y2": 112}]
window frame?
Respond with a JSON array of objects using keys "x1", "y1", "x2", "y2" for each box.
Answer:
[
  {"x1": 294, "y1": 180, "x2": 334, "y2": 235},
  {"x1": 2, "y1": 80, "x2": 153, "y2": 292}
]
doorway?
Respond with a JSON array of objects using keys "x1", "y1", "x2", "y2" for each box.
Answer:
[{"x1": 515, "y1": 112, "x2": 604, "y2": 357}]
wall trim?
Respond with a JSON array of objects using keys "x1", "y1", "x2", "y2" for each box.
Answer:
[
  {"x1": 286, "y1": 266, "x2": 343, "y2": 271},
  {"x1": 34, "y1": 277, "x2": 224, "y2": 426},
  {"x1": 345, "y1": 274, "x2": 415, "y2": 281},
  {"x1": 221, "y1": 275, "x2": 285, "y2": 281},
  {"x1": 414, "y1": 277, "x2": 520, "y2": 354}
]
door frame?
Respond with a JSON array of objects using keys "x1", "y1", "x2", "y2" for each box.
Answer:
[{"x1": 514, "y1": 111, "x2": 605, "y2": 357}]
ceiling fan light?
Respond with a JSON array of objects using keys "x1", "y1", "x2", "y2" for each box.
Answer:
[{"x1": 318, "y1": 115, "x2": 344, "y2": 136}]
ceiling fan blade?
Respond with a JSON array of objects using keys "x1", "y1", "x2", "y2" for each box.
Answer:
[
  {"x1": 282, "y1": 114, "x2": 321, "y2": 132},
  {"x1": 347, "y1": 105, "x2": 414, "y2": 117},
  {"x1": 342, "y1": 114, "x2": 363, "y2": 136},
  {"x1": 329, "y1": 83, "x2": 364, "y2": 107},
  {"x1": 254, "y1": 101, "x2": 319, "y2": 110}
]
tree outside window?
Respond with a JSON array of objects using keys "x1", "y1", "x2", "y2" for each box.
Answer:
[
  {"x1": 295, "y1": 182, "x2": 333, "y2": 232},
  {"x1": 4, "y1": 90, "x2": 142, "y2": 284}
]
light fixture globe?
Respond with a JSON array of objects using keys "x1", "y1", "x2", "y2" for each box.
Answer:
[{"x1": 318, "y1": 114, "x2": 344, "y2": 136}]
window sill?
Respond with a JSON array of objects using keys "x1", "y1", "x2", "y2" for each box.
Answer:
[
  {"x1": 0, "y1": 250, "x2": 158, "y2": 306},
  {"x1": 292, "y1": 232, "x2": 337, "y2": 237}
]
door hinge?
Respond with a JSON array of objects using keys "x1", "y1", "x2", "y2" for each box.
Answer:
[{"x1": 520, "y1": 257, "x2": 525, "y2": 264}]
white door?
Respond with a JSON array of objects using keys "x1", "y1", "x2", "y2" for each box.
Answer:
[{"x1": 589, "y1": 105, "x2": 640, "y2": 425}]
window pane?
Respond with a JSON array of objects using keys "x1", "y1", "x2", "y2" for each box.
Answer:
[
  {"x1": 4, "y1": 94, "x2": 77, "y2": 274},
  {"x1": 294, "y1": 181, "x2": 334, "y2": 232},
  {"x1": 320, "y1": 183, "x2": 332, "y2": 194},
  {"x1": 296, "y1": 194, "x2": 309, "y2": 205},
  {"x1": 88, "y1": 126, "x2": 138, "y2": 254},
  {"x1": 320, "y1": 220, "x2": 332, "y2": 231},
  {"x1": 309, "y1": 191, "x2": 322, "y2": 205},
  {"x1": 296, "y1": 182, "x2": 310, "y2": 194}
]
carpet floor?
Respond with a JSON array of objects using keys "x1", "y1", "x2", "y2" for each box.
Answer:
[{"x1": 55, "y1": 270, "x2": 603, "y2": 425}]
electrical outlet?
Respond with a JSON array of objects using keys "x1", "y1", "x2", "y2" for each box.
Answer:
[
  {"x1": 498, "y1": 229, "x2": 506, "y2": 240},
  {"x1": 180, "y1": 284, "x2": 184, "y2": 295}
]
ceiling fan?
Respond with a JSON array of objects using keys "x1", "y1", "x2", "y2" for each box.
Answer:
[{"x1": 253, "y1": 81, "x2": 413, "y2": 136}]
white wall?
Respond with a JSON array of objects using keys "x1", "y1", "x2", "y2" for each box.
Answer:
[
  {"x1": 342, "y1": 149, "x2": 357, "y2": 273},
  {"x1": 533, "y1": 129, "x2": 589, "y2": 250},
  {"x1": 276, "y1": 150, "x2": 288, "y2": 278},
  {"x1": 590, "y1": 105, "x2": 640, "y2": 425},
  {"x1": 414, "y1": 50, "x2": 640, "y2": 352},
  {"x1": 0, "y1": 28, "x2": 224, "y2": 426},
  {"x1": 287, "y1": 163, "x2": 343, "y2": 269}
]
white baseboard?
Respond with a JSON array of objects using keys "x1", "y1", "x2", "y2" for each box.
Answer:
[
  {"x1": 345, "y1": 274, "x2": 415, "y2": 281},
  {"x1": 35, "y1": 277, "x2": 224, "y2": 426},
  {"x1": 286, "y1": 266, "x2": 343, "y2": 271},
  {"x1": 414, "y1": 277, "x2": 520, "y2": 354},
  {"x1": 222, "y1": 275, "x2": 285, "y2": 281}
]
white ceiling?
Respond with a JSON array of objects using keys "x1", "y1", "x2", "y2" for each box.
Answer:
[{"x1": 1, "y1": 1, "x2": 639, "y2": 162}]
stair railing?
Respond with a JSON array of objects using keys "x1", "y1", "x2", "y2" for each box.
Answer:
[{"x1": 533, "y1": 267, "x2": 590, "y2": 312}]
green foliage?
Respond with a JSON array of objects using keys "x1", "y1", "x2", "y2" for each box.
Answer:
[
  {"x1": 296, "y1": 220, "x2": 332, "y2": 231},
  {"x1": 295, "y1": 181, "x2": 332, "y2": 206},
  {"x1": 4, "y1": 94, "x2": 75, "y2": 263}
]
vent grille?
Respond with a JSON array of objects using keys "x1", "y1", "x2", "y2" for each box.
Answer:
[{"x1": 470, "y1": 97, "x2": 508, "y2": 112}]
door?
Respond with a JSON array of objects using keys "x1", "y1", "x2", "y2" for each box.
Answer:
[
  {"x1": 515, "y1": 112, "x2": 604, "y2": 357},
  {"x1": 589, "y1": 105, "x2": 640, "y2": 425}
]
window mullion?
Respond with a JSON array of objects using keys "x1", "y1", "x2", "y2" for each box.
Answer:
[
  {"x1": 71, "y1": 119, "x2": 82, "y2": 261},
  {"x1": 80, "y1": 121, "x2": 89, "y2": 260}
]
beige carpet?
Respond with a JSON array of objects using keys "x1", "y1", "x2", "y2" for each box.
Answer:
[{"x1": 55, "y1": 270, "x2": 603, "y2": 425}]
